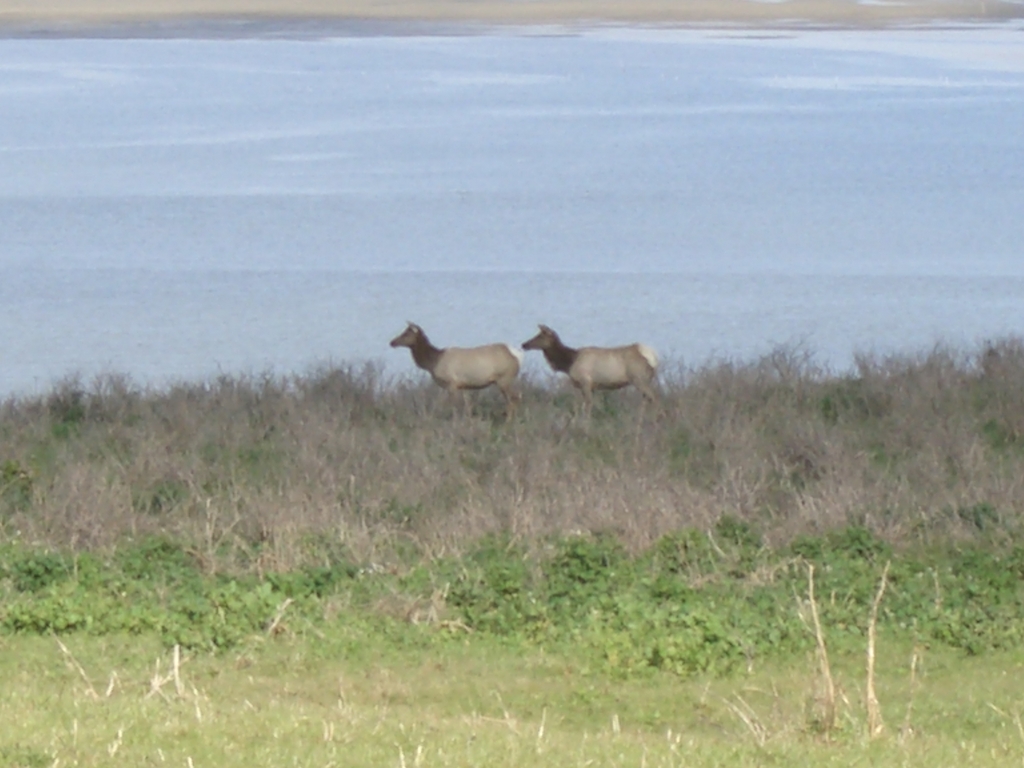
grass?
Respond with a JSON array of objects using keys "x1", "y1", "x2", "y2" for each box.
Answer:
[
  {"x1": 2, "y1": 631, "x2": 1024, "y2": 768},
  {"x1": 4, "y1": 340, "x2": 1024, "y2": 765}
]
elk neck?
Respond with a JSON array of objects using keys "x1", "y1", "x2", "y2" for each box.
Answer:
[
  {"x1": 543, "y1": 338, "x2": 578, "y2": 374},
  {"x1": 410, "y1": 332, "x2": 444, "y2": 372}
]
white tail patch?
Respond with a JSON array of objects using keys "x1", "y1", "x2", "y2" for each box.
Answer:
[
  {"x1": 637, "y1": 344, "x2": 659, "y2": 370},
  {"x1": 506, "y1": 345, "x2": 525, "y2": 365}
]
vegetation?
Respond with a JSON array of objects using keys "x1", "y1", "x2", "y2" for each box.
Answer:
[
  {"x1": 3, "y1": 338, "x2": 1024, "y2": 765},
  {"x1": 4, "y1": 338, "x2": 1024, "y2": 563},
  {"x1": 2, "y1": 524, "x2": 1023, "y2": 667},
  {"x1": 2, "y1": 630, "x2": 1023, "y2": 768}
]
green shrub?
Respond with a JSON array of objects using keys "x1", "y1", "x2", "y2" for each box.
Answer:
[
  {"x1": 449, "y1": 537, "x2": 545, "y2": 636},
  {"x1": 3, "y1": 529, "x2": 1024, "y2": 671},
  {"x1": 544, "y1": 534, "x2": 626, "y2": 622},
  {"x1": 0, "y1": 744, "x2": 53, "y2": 768},
  {"x1": 8, "y1": 551, "x2": 71, "y2": 593},
  {"x1": 0, "y1": 460, "x2": 33, "y2": 513}
]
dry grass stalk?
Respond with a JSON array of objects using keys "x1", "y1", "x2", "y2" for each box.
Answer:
[
  {"x1": 56, "y1": 637, "x2": 99, "y2": 700},
  {"x1": 865, "y1": 561, "x2": 891, "y2": 739},
  {"x1": 266, "y1": 597, "x2": 294, "y2": 636},
  {"x1": 173, "y1": 643, "x2": 184, "y2": 697},
  {"x1": 899, "y1": 647, "x2": 920, "y2": 742},
  {"x1": 983, "y1": 702, "x2": 1024, "y2": 748},
  {"x1": 147, "y1": 644, "x2": 188, "y2": 701},
  {"x1": 106, "y1": 726, "x2": 125, "y2": 757},
  {"x1": 724, "y1": 695, "x2": 769, "y2": 747},
  {"x1": 805, "y1": 563, "x2": 837, "y2": 737},
  {"x1": 191, "y1": 682, "x2": 204, "y2": 722}
]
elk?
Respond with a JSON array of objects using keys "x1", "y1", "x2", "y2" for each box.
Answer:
[
  {"x1": 522, "y1": 324, "x2": 658, "y2": 414},
  {"x1": 389, "y1": 322, "x2": 523, "y2": 419}
]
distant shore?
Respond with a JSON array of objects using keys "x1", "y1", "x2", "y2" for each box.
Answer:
[{"x1": 2, "y1": 0, "x2": 1023, "y2": 33}]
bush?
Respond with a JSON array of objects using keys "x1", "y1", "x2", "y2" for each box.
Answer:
[{"x1": 2, "y1": 529, "x2": 1024, "y2": 673}]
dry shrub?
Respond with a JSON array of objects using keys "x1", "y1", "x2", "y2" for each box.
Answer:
[{"x1": 3, "y1": 339, "x2": 1024, "y2": 570}]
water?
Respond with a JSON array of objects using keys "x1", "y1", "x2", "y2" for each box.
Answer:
[{"x1": 2, "y1": 24, "x2": 1023, "y2": 394}]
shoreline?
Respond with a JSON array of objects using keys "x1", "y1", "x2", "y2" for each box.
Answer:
[{"x1": 2, "y1": 1, "x2": 1023, "y2": 36}]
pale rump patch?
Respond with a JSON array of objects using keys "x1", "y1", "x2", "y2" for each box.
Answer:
[{"x1": 637, "y1": 344, "x2": 658, "y2": 371}]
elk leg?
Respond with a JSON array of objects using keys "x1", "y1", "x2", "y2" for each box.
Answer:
[
  {"x1": 629, "y1": 371, "x2": 659, "y2": 404},
  {"x1": 637, "y1": 380, "x2": 659, "y2": 403},
  {"x1": 499, "y1": 384, "x2": 520, "y2": 421},
  {"x1": 580, "y1": 383, "x2": 594, "y2": 419},
  {"x1": 445, "y1": 384, "x2": 470, "y2": 419}
]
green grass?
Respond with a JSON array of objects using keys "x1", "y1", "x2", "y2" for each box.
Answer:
[
  {"x1": 6, "y1": 343, "x2": 1024, "y2": 765},
  {"x1": 2, "y1": 530, "x2": 1024, "y2": 767},
  {"x1": 2, "y1": 632, "x2": 1023, "y2": 768}
]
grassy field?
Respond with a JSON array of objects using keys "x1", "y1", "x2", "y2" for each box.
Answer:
[
  {"x1": 2, "y1": 631, "x2": 1024, "y2": 767},
  {"x1": 4, "y1": 339, "x2": 1024, "y2": 766}
]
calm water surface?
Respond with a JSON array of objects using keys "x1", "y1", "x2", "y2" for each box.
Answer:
[{"x1": 1, "y1": 25, "x2": 1023, "y2": 394}]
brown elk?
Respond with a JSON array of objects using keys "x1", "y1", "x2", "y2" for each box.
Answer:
[
  {"x1": 522, "y1": 324, "x2": 658, "y2": 414},
  {"x1": 390, "y1": 322, "x2": 523, "y2": 419}
]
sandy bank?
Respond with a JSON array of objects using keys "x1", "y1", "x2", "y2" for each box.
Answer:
[{"x1": 1, "y1": 0, "x2": 1022, "y2": 32}]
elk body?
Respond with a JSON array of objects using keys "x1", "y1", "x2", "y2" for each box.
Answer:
[
  {"x1": 522, "y1": 324, "x2": 658, "y2": 413},
  {"x1": 390, "y1": 322, "x2": 523, "y2": 419}
]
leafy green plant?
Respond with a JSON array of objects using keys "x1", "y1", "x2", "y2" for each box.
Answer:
[
  {"x1": 981, "y1": 418, "x2": 1020, "y2": 451},
  {"x1": 3, "y1": 525, "x2": 1024, "y2": 671},
  {"x1": 0, "y1": 744, "x2": 53, "y2": 768},
  {"x1": 8, "y1": 551, "x2": 71, "y2": 592},
  {"x1": 266, "y1": 562, "x2": 357, "y2": 599},
  {"x1": 818, "y1": 378, "x2": 888, "y2": 425},
  {"x1": 448, "y1": 537, "x2": 545, "y2": 636},
  {"x1": 133, "y1": 479, "x2": 189, "y2": 516},
  {"x1": 46, "y1": 381, "x2": 87, "y2": 439},
  {"x1": 543, "y1": 534, "x2": 625, "y2": 622},
  {"x1": 647, "y1": 528, "x2": 718, "y2": 577},
  {"x1": 115, "y1": 537, "x2": 200, "y2": 585},
  {"x1": 0, "y1": 460, "x2": 33, "y2": 513},
  {"x1": 957, "y1": 502, "x2": 1000, "y2": 532}
]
